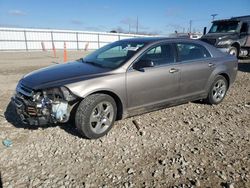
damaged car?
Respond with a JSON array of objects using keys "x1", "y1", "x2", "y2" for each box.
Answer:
[{"x1": 12, "y1": 37, "x2": 238, "y2": 139}]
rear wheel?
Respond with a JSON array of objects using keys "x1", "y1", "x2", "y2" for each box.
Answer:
[
  {"x1": 75, "y1": 94, "x2": 117, "y2": 139},
  {"x1": 206, "y1": 75, "x2": 228, "y2": 105}
]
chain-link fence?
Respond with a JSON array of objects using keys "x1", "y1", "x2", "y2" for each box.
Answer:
[{"x1": 0, "y1": 27, "x2": 149, "y2": 51}]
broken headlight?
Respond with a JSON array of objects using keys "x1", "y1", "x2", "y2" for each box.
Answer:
[
  {"x1": 42, "y1": 86, "x2": 77, "y2": 102},
  {"x1": 217, "y1": 40, "x2": 232, "y2": 46},
  {"x1": 43, "y1": 87, "x2": 77, "y2": 122},
  {"x1": 31, "y1": 86, "x2": 77, "y2": 123}
]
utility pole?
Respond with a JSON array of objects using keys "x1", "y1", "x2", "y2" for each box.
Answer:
[
  {"x1": 189, "y1": 20, "x2": 192, "y2": 33},
  {"x1": 136, "y1": 16, "x2": 139, "y2": 34},
  {"x1": 211, "y1": 14, "x2": 218, "y2": 21}
]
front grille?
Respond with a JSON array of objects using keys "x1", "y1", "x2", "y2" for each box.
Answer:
[
  {"x1": 27, "y1": 106, "x2": 37, "y2": 116},
  {"x1": 200, "y1": 38, "x2": 217, "y2": 46},
  {"x1": 16, "y1": 83, "x2": 34, "y2": 98},
  {"x1": 13, "y1": 83, "x2": 48, "y2": 125},
  {"x1": 13, "y1": 97, "x2": 23, "y2": 108}
]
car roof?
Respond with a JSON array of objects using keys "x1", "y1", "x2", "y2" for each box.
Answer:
[
  {"x1": 232, "y1": 15, "x2": 250, "y2": 21},
  {"x1": 213, "y1": 15, "x2": 250, "y2": 23},
  {"x1": 120, "y1": 37, "x2": 212, "y2": 47},
  {"x1": 120, "y1": 37, "x2": 167, "y2": 43},
  {"x1": 120, "y1": 37, "x2": 197, "y2": 44}
]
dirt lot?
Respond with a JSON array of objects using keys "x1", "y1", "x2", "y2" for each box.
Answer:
[{"x1": 0, "y1": 51, "x2": 249, "y2": 188}]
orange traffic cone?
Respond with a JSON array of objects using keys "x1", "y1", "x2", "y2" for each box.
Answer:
[
  {"x1": 84, "y1": 42, "x2": 89, "y2": 51},
  {"x1": 52, "y1": 42, "x2": 56, "y2": 58},
  {"x1": 64, "y1": 42, "x2": 67, "y2": 62},
  {"x1": 41, "y1": 41, "x2": 46, "y2": 51}
]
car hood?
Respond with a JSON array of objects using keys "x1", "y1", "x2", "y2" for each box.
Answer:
[
  {"x1": 21, "y1": 61, "x2": 111, "y2": 90},
  {"x1": 201, "y1": 32, "x2": 236, "y2": 39}
]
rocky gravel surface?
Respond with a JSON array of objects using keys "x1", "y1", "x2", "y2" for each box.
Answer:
[{"x1": 0, "y1": 51, "x2": 249, "y2": 188}]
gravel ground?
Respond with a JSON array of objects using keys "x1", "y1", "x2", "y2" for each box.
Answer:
[{"x1": 0, "y1": 51, "x2": 249, "y2": 188}]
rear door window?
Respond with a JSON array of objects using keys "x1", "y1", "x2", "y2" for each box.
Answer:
[{"x1": 176, "y1": 43, "x2": 211, "y2": 62}]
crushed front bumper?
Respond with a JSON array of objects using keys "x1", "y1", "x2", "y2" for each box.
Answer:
[
  {"x1": 12, "y1": 94, "x2": 50, "y2": 125},
  {"x1": 12, "y1": 82, "x2": 74, "y2": 126}
]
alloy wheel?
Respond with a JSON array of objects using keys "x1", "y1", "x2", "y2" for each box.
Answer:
[
  {"x1": 212, "y1": 79, "x2": 227, "y2": 103},
  {"x1": 89, "y1": 101, "x2": 114, "y2": 134}
]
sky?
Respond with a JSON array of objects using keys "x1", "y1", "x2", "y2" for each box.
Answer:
[{"x1": 0, "y1": 0, "x2": 249, "y2": 35}]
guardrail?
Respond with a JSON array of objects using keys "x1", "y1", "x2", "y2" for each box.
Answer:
[{"x1": 0, "y1": 27, "x2": 149, "y2": 51}]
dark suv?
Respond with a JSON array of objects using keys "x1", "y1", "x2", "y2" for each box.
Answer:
[{"x1": 201, "y1": 15, "x2": 250, "y2": 58}]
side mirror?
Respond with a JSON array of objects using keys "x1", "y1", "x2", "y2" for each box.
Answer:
[
  {"x1": 203, "y1": 27, "x2": 207, "y2": 35},
  {"x1": 133, "y1": 59, "x2": 154, "y2": 70}
]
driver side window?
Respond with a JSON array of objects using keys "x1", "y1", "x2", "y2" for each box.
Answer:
[
  {"x1": 240, "y1": 22, "x2": 248, "y2": 33},
  {"x1": 140, "y1": 44, "x2": 175, "y2": 66}
]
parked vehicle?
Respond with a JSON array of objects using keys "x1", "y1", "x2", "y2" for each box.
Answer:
[
  {"x1": 190, "y1": 33, "x2": 203, "y2": 39},
  {"x1": 12, "y1": 37, "x2": 238, "y2": 139},
  {"x1": 169, "y1": 32, "x2": 202, "y2": 39},
  {"x1": 201, "y1": 15, "x2": 250, "y2": 58}
]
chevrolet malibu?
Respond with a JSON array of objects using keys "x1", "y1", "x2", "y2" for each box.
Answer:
[{"x1": 12, "y1": 37, "x2": 238, "y2": 139}]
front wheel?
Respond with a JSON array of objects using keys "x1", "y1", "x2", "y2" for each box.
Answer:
[
  {"x1": 75, "y1": 94, "x2": 117, "y2": 139},
  {"x1": 206, "y1": 75, "x2": 228, "y2": 105},
  {"x1": 228, "y1": 46, "x2": 238, "y2": 57}
]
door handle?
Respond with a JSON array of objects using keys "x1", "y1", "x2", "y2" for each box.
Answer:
[
  {"x1": 208, "y1": 63, "x2": 215, "y2": 67},
  {"x1": 169, "y1": 68, "x2": 179, "y2": 73}
]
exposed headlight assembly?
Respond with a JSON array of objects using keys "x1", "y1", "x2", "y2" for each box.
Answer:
[
  {"x1": 43, "y1": 86, "x2": 77, "y2": 102},
  {"x1": 60, "y1": 87, "x2": 77, "y2": 101},
  {"x1": 217, "y1": 40, "x2": 232, "y2": 46},
  {"x1": 30, "y1": 86, "x2": 77, "y2": 123}
]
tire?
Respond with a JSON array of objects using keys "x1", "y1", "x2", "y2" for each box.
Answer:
[
  {"x1": 228, "y1": 46, "x2": 238, "y2": 57},
  {"x1": 75, "y1": 94, "x2": 117, "y2": 139},
  {"x1": 206, "y1": 75, "x2": 228, "y2": 105}
]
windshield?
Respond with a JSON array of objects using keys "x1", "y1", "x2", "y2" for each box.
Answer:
[
  {"x1": 209, "y1": 21, "x2": 239, "y2": 33},
  {"x1": 83, "y1": 40, "x2": 147, "y2": 69}
]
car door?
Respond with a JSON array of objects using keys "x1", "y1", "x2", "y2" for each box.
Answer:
[
  {"x1": 176, "y1": 42, "x2": 215, "y2": 98},
  {"x1": 126, "y1": 43, "x2": 181, "y2": 111},
  {"x1": 239, "y1": 22, "x2": 250, "y2": 47}
]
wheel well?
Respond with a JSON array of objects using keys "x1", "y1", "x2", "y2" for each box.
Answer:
[
  {"x1": 231, "y1": 42, "x2": 240, "y2": 52},
  {"x1": 92, "y1": 90, "x2": 123, "y2": 120},
  {"x1": 219, "y1": 73, "x2": 230, "y2": 86}
]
